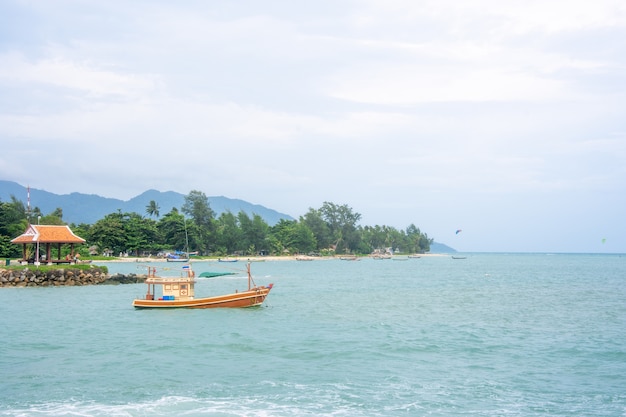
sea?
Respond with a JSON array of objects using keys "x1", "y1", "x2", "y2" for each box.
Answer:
[{"x1": 1, "y1": 253, "x2": 625, "y2": 416}]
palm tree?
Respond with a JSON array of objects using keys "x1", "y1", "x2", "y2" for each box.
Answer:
[{"x1": 145, "y1": 200, "x2": 160, "y2": 218}]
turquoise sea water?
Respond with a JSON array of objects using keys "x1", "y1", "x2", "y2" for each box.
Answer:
[{"x1": 1, "y1": 254, "x2": 625, "y2": 416}]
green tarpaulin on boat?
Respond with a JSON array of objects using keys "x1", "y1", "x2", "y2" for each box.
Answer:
[{"x1": 198, "y1": 271, "x2": 236, "y2": 278}]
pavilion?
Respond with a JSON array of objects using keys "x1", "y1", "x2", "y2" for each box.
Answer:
[{"x1": 11, "y1": 224, "x2": 86, "y2": 265}]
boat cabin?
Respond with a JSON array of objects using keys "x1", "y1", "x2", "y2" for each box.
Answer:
[{"x1": 142, "y1": 267, "x2": 195, "y2": 301}]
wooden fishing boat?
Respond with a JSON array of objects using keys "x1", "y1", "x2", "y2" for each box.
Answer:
[
  {"x1": 133, "y1": 263, "x2": 273, "y2": 309},
  {"x1": 218, "y1": 258, "x2": 238, "y2": 263},
  {"x1": 166, "y1": 256, "x2": 189, "y2": 262}
]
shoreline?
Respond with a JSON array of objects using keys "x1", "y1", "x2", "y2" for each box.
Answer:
[{"x1": 95, "y1": 254, "x2": 448, "y2": 263}]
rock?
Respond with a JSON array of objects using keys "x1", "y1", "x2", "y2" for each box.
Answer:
[{"x1": 0, "y1": 266, "x2": 142, "y2": 287}]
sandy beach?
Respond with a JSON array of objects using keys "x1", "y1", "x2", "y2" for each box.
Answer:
[{"x1": 97, "y1": 254, "x2": 447, "y2": 263}]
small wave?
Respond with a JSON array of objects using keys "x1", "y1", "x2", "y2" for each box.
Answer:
[{"x1": 0, "y1": 393, "x2": 385, "y2": 417}]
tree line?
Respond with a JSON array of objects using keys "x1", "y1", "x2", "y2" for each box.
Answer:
[{"x1": 0, "y1": 190, "x2": 433, "y2": 258}]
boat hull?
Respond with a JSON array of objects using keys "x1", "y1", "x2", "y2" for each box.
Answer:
[{"x1": 133, "y1": 286, "x2": 272, "y2": 309}]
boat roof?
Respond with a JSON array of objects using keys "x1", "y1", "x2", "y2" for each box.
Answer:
[{"x1": 144, "y1": 276, "x2": 195, "y2": 284}]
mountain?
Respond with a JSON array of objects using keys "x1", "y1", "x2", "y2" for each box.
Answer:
[
  {"x1": 0, "y1": 181, "x2": 294, "y2": 225},
  {"x1": 428, "y1": 241, "x2": 457, "y2": 253}
]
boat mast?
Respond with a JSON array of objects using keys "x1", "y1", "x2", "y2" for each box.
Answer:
[
  {"x1": 246, "y1": 262, "x2": 258, "y2": 290},
  {"x1": 247, "y1": 262, "x2": 251, "y2": 290},
  {"x1": 183, "y1": 218, "x2": 189, "y2": 256}
]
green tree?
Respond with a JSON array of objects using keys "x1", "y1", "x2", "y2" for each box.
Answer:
[
  {"x1": 385, "y1": 227, "x2": 406, "y2": 253},
  {"x1": 215, "y1": 211, "x2": 243, "y2": 255},
  {"x1": 182, "y1": 190, "x2": 215, "y2": 254},
  {"x1": 145, "y1": 200, "x2": 160, "y2": 218},
  {"x1": 122, "y1": 212, "x2": 160, "y2": 256},
  {"x1": 270, "y1": 219, "x2": 316, "y2": 254},
  {"x1": 0, "y1": 197, "x2": 29, "y2": 257},
  {"x1": 87, "y1": 211, "x2": 127, "y2": 255},
  {"x1": 300, "y1": 208, "x2": 332, "y2": 250},
  {"x1": 182, "y1": 190, "x2": 214, "y2": 227},
  {"x1": 250, "y1": 214, "x2": 270, "y2": 254},
  {"x1": 1, "y1": 194, "x2": 436, "y2": 259},
  {"x1": 237, "y1": 212, "x2": 269, "y2": 255},
  {"x1": 70, "y1": 223, "x2": 93, "y2": 256},
  {"x1": 39, "y1": 207, "x2": 65, "y2": 225},
  {"x1": 0, "y1": 196, "x2": 28, "y2": 237},
  {"x1": 157, "y1": 208, "x2": 188, "y2": 251},
  {"x1": 361, "y1": 225, "x2": 384, "y2": 252},
  {"x1": 318, "y1": 202, "x2": 362, "y2": 253},
  {"x1": 85, "y1": 211, "x2": 159, "y2": 256},
  {"x1": 0, "y1": 235, "x2": 16, "y2": 258},
  {"x1": 29, "y1": 206, "x2": 42, "y2": 223}
]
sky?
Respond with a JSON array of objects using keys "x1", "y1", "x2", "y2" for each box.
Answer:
[{"x1": 1, "y1": 0, "x2": 625, "y2": 253}]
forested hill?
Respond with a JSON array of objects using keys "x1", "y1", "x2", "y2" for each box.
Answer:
[{"x1": 0, "y1": 181, "x2": 294, "y2": 226}]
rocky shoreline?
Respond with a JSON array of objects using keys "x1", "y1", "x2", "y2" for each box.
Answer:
[{"x1": 0, "y1": 266, "x2": 145, "y2": 287}]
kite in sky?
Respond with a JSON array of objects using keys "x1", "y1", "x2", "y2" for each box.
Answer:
[{"x1": 455, "y1": 229, "x2": 462, "y2": 235}]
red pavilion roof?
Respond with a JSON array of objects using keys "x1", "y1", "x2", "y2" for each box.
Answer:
[{"x1": 11, "y1": 224, "x2": 86, "y2": 244}]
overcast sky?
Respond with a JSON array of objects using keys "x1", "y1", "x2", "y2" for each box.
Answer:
[{"x1": 1, "y1": 1, "x2": 625, "y2": 253}]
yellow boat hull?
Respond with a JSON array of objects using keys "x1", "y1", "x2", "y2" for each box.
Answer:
[{"x1": 133, "y1": 285, "x2": 272, "y2": 309}]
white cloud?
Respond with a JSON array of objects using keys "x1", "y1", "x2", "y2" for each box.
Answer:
[
  {"x1": 356, "y1": 0, "x2": 626, "y2": 35},
  {"x1": 327, "y1": 65, "x2": 568, "y2": 104},
  {"x1": 1, "y1": 0, "x2": 625, "y2": 251},
  {"x1": 0, "y1": 52, "x2": 159, "y2": 99}
]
